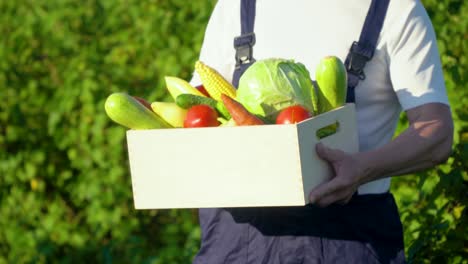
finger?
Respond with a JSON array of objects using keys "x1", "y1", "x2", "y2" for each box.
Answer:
[
  {"x1": 337, "y1": 194, "x2": 354, "y2": 205},
  {"x1": 314, "y1": 189, "x2": 350, "y2": 208},
  {"x1": 314, "y1": 185, "x2": 354, "y2": 207},
  {"x1": 309, "y1": 177, "x2": 345, "y2": 204},
  {"x1": 316, "y1": 143, "x2": 343, "y2": 163}
]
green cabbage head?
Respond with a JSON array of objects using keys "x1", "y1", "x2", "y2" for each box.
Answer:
[{"x1": 236, "y1": 58, "x2": 317, "y2": 120}]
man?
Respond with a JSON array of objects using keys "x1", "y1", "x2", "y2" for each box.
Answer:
[{"x1": 190, "y1": 0, "x2": 453, "y2": 263}]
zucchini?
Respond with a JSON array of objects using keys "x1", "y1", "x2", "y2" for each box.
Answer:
[
  {"x1": 175, "y1": 94, "x2": 231, "y2": 119},
  {"x1": 165, "y1": 76, "x2": 205, "y2": 100},
  {"x1": 315, "y1": 56, "x2": 347, "y2": 114},
  {"x1": 105, "y1": 92, "x2": 172, "y2": 129},
  {"x1": 151, "y1": 101, "x2": 187, "y2": 128}
]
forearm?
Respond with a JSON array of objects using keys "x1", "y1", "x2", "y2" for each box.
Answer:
[{"x1": 355, "y1": 103, "x2": 454, "y2": 185}]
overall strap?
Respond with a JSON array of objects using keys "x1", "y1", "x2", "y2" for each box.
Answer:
[
  {"x1": 345, "y1": 0, "x2": 390, "y2": 103},
  {"x1": 232, "y1": 0, "x2": 257, "y2": 88}
]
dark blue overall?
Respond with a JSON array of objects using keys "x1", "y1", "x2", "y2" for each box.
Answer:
[{"x1": 193, "y1": 1, "x2": 406, "y2": 263}]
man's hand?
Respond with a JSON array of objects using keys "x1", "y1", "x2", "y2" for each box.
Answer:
[
  {"x1": 308, "y1": 103, "x2": 453, "y2": 207},
  {"x1": 309, "y1": 143, "x2": 364, "y2": 207}
]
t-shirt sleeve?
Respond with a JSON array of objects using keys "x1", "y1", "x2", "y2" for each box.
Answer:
[
  {"x1": 387, "y1": 0, "x2": 449, "y2": 110},
  {"x1": 190, "y1": 0, "x2": 237, "y2": 87}
]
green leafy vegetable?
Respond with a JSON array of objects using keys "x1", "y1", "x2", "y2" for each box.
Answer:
[{"x1": 236, "y1": 58, "x2": 317, "y2": 120}]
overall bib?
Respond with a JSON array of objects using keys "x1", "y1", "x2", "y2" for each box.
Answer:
[{"x1": 194, "y1": 1, "x2": 406, "y2": 263}]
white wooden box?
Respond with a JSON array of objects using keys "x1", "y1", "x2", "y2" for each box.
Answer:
[{"x1": 126, "y1": 103, "x2": 358, "y2": 209}]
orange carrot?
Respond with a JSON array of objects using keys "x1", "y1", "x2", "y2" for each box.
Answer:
[{"x1": 220, "y1": 94, "x2": 264, "y2": 126}]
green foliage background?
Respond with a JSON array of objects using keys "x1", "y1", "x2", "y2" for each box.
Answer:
[{"x1": 0, "y1": 0, "x2": 466, "y2": 263}]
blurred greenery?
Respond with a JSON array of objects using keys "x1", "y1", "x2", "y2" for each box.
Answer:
[{"x1": 0, "y1": 0, "x2": 466, "y2": 263}]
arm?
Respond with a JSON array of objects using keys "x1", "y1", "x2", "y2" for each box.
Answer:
[
  {"x1": 357, "y1": 102, "x2": 453, "y2": 182},
  {"x1": 309, "y1": 102, "x2": 454, "y2": 207}
]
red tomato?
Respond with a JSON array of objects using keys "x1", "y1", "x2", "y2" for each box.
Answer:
[
  {"x1": 184, "y1": 105, "x2": 220, "y2": 128},
  {"x1": 196, "y1": 85, "x2": 211, "y2": 98},
  {"x1": 132, "y1": 96, "x2": 152, "y2": 110},
  {"x1": 276, "y1": 105, "x2": 313, "y2": 124}
]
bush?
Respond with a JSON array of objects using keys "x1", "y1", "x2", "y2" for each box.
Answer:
[
  {"x1": 0, "y1": 0, "x2": 466, "y2": 263},
  {"x1": 0, "y1": 1, "x2": 215, "y2": 263}
]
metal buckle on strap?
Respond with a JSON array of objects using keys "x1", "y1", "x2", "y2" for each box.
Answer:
[
  {"x1": 234, "y1": 33, "x2": 256, "y2": 69},
  {"x1": 346, "y1": 41, "x2": 373, "y2": 80}
]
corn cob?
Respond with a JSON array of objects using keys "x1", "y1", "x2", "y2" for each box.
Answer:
[{"x1": 195, "y1": 61, "x2": 237, "y2": 101}]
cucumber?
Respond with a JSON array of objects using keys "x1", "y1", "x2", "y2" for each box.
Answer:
[
  {"x1": 175, "y1": 93, "x2": 231, "y2": 119},
  {"x1": 315, "y1": 56, "x2": 347, "y2": 114},
  {"x1": 105, "y1": 92, "x2": 172, "y2": 129}
]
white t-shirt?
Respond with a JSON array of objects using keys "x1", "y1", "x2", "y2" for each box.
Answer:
[{"x1": 191, "y1": 0, "x2": 449, "y2": 194}]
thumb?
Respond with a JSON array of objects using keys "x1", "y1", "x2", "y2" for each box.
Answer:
[{"x1": 316, "y1": 143, "x2": 342, "y2": 162}]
